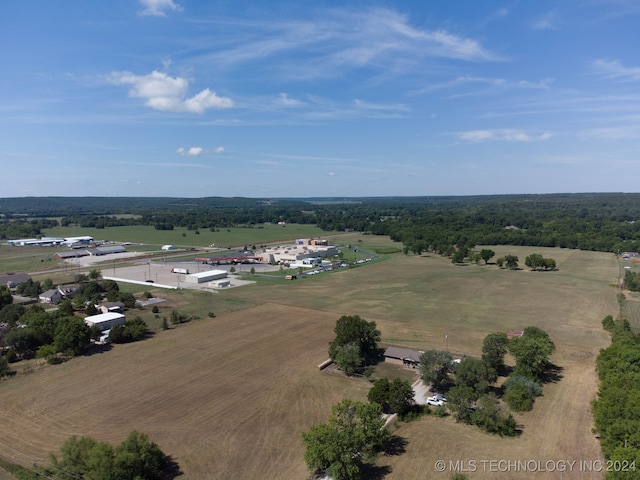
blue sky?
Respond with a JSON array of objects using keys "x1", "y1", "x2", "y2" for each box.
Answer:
[{"x1": 2, "y1": 0, "x2": 640, "y2": 198}]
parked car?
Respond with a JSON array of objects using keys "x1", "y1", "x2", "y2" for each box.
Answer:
[{"x1": 426, "y1": 396, "x2": 445, "y2": 407}]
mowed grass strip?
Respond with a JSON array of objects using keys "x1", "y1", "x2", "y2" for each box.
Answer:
[{"x1": 0, "y1": 304, "x2": 370, "y2": 480}]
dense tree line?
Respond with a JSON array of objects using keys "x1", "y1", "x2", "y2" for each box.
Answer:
[
  {"x1": 592, "y1": 315, "x2": 640, "y2": 478},
  {"x1": 4, "y1": 193, "x2": 640, "y2": 254}
]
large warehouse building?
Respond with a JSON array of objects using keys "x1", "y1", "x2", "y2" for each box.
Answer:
[{"x1": 184, "y1": 269, "x2": 228, "y2": 284}]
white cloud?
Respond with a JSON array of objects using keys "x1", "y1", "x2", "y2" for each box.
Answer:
[
  {"x1": 328, "y1": 172, "x2": 336, "y2": 176},
  {"x1": 593, "y1": 59, "x2": 640, "y2": 81},
  {"x1": 138, "y1": 0, "x2": 182, "y2": 17},
  {"x1": 177, "y1": 146, "x2": 225, "y2": 156},
  {"x1": 458, "y1": 129, "x2": 553, "y2": 142},
  {"x1": 109, "y1": 70, "x2": 233, "y2": 114}
]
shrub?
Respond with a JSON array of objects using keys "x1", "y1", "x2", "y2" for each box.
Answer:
[{"x1": 151, "y1": 305, "x2": 159, "y2": 314}]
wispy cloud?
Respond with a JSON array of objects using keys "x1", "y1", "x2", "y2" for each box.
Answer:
[
  {"x1": 458, "y1": 129, "x2": 553, "y2": 142},
  {"x1": 593, "y1": 58, "x2": 640, "y2": 81},
  {"x1": 138, "y1": 0, "x2": 182, "y2": 17},
  {"x1": 198, "y1": 8, "x2": 501, "y2": 82},
  {"x1": 108, "y1": 70, "x2": 233, "y2": 113},
  {"x1": 531, "y1": 11, "x2": 559, "y2": 30}
]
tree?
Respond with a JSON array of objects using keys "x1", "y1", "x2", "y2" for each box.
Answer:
[
  {"x1": 0, "y1": 355, "x2": 10, "y2": 378},
  {"x1": 41, "y1": 278, "x2": 54, "y2": 291},
  {"x1": 525, "y1": 253, "x2": 544, "y2": 271},
  {"x1": 503, "y1": 381, "x2": 534, "y2": 412},
  {"x1": 88, "y1": 269, "x2": 102, "y2": 281},
  {"x1": 49, "y1": 430, "x2": 167, "y2": 480},
  {"x1": 470, "y1": 393, "x2": 517, "y2": 436},
  {"x1": 302, "y1": 399, "x2": 388, "y2": 480},
  {"x1": 387, "y1": 378, "x2": 415, "y2": 416},
  {"x1": 504, "y1": 255, "x2": 519, "y2": 270},
  {"x1": 419, "y1": 350, "x2": 452, "y2": 390},
  {"x1": 367, "y1": 378, "x2": 390, "y2": 410},
  {"x1": 455, "y1": 358, "x2": 497, "y2": 395},
  {"x1": 480, "y1": 249, "x2": 495, "y2": 264},
  {"x1": 54, "y1": 316, "x2": 91, "y2": 356},
  {"x1": 113, "y1": 430, "x2": 167, "y2": 480},
  {"x1": 58, "y1": 298, "x2": 74, "y2": 317},
  {"x1": 496, "y1": 257, "x2": 505, "y2": 268},
  {"x1": 447, "y1": 384, "x2": 476, "y2": 424},
  {"x1": 118, "y1": 292, "x2": 137, "y2": 309},
  {"x1": 541, "y1": 257, "x2": 556, "y2": 271},
  {"x1": 334, "y1": 342, "x2": 362, "y2": 375},
  {"x1": 508, "y1": 326, "x2": 555, "y2": 380},
  {"x1": 328, "y1": 315, "x2": 381, "y2": 366},
  {"x1": 0, "y1": 303, "x2": 24, "y2": 329},
  {"x1": 367, "y1": 378, "x2": 415, "y2": 416},
  {"x1": 86, "y1": 303, "x2": 99, "y2": 316},
  {"x1": 482, "y1": 332, "x2": 509, "y2": 371},
  {"x1": 451, "y1": 250, "x2": 466, "y2": 264}
]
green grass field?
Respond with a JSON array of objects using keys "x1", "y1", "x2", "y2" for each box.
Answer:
[
  {"x1": 0, "y1": 233, "x2": 621, "y2": 479},
  {"x1": 41, "y1": 224, "x2": 338, "y2": 249}
]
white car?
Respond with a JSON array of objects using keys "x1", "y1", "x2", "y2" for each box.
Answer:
[{"x1": 426, "y1": 396, "x2": 445, "y2": 407}]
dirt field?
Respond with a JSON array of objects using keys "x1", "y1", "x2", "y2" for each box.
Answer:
[
  {"x1": 0, "y1": 304, "x2": 370, "y2": 479},
  {"x1": 0, "y1": 241, "x2": 618, "y2": 479}
]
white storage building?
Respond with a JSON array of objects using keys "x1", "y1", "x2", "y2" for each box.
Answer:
[
  {"x1": 184, "y1": 269, "x2": 228, "y2": 284},
  {"x1": 84, "y1": 312, "x2": 126, "y2": 332}
]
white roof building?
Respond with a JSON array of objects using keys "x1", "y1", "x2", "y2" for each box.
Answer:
[
  {"x1": 184, "y1": 269, "x2": 228, "y2": 284},
  {"x1": 84, "y1": 312, "x2": 126, "y2": 332}
]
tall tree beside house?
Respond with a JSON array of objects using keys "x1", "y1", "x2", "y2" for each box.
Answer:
[
  {"x1": 328, "y1": 315, "x2": 381, "y2": 367},
  {"x1": 54, "y1": 316, "x2": 91, "y2": 357}
]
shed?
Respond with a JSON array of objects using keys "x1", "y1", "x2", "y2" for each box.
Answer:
[
  {"x1": 184, "y1": 270, "x2": 228, "y2": 284},
  {"x1": 210, "y1": 279, "x2": 231, "y2": 288},
  {"x1": 84, "y1": 312, "x2": 126, "y2": 332}
]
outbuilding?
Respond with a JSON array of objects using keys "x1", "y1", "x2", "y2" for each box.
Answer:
[{"x1": 84, "y1": 312, "x2": 126, "y2": 332}]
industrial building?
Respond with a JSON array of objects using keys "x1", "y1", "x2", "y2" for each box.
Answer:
[{"x1": 262, "y1": 239, "x2": 338, "y2": 265}]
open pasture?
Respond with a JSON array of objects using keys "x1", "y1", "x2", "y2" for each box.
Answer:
[
  {"x1": 0, "y1": 304, "x2": 370, "y2": 479},
  {"x1": 0, "y1": 240, "x2": 619, "y2": 479},
  {"x1": 42, "y1": 224, "x2": 338, "y2": 249}
]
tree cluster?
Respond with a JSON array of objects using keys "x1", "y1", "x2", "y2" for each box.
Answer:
[
  {"x1": 302, "y1": 399, "x2": 389, "y2": 480},
  {"x1": 592, "y1": 315, "x2": 640, "y2": 477},
  {"x1": 109, "y1": 316, "x2": 148, "y2": 343},
  {"x1": 420, "y1": 326, "x2": 554, "y2": 436},
  {"x1": 524, "y1": 253, "x2": 557, "y2": 271},
  {"x1": 45, "y1": 430, "x2": 169, "y2": 480}
]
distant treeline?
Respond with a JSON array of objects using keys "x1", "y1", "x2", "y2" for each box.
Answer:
[{"x1": 2, "y1": 193, "x2": 640, "y2": 253}]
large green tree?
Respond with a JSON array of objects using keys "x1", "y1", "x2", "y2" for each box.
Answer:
[
  {"x1": 328, "y1": 315, "x2": 380, "y2": 366},
  {"x1": 54, "y1": 316, "x2": 91, "y2": 356},
  {"x1": 454, "y1": 358, "x2": 497, "y2": 395},
  {"x1": 482, "y1": 332, "x2": 509, "y2": 371},
  {"x1": 367, "y1": 377, "x2": 415, "y2": 416},
  {"x1": 333, "y1": 342, "x2": 363, "y2": 375},
  {"x1": 302, "y1": 399, "x2": 388, "y2": 480},
  {"x1": 508, "y1": 326, "x2": 555, "y2": 380},
  {"x1": 419, "y1": 350, "x2": 452, "y2": 390}
]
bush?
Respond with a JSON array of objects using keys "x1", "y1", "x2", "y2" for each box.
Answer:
[{"x1": 152, "y1": 305, "x2": 159, "y2": 314}]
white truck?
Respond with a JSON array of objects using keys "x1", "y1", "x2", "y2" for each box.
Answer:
[{"x1": 171, "y1": 267, "x2": 189, "y2": 274}]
